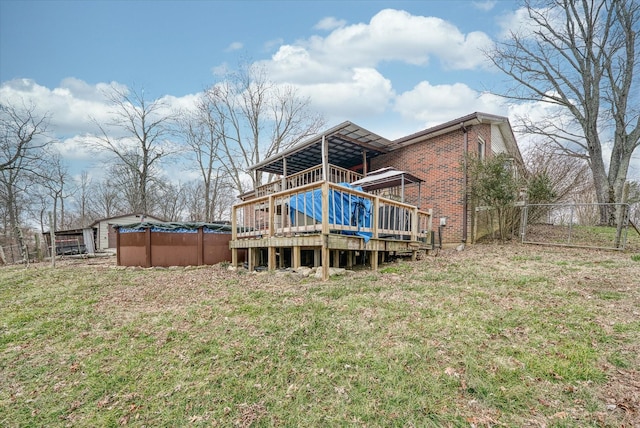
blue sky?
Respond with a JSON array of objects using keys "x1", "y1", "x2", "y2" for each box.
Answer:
[
  {"x1": 2, "y1": 0, "x2": 637, "y2": 182},
  {"x1": 1, "y1": 1, "x2": 515, "y2": 98}
]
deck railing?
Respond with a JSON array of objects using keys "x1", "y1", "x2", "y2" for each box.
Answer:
[
  {"x1": 232, "y1": 181, "x2": 432, "y2": 243},
  {"x1": 252, "y1": 164, "x2": 363, "y2": 198}
]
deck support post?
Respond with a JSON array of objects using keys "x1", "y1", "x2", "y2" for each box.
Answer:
[
  {"x1": 268, "y1": 246, "x2": 276, "y2": 271},
  {"x1": 332, "y1": 250, "x2": 340, "y2": 267},
  {"x1": 282, "y1": 157, "x2": 287, "y2": 191},
  {"x1": 362, "y1": 149, "x2": 367, "y2": 177},
  {"x1": 346, "y1": 251, "x2": 354, "y2": 268},
  {"x1": 314, "y1": 249, "x2": 320, "y2": 267},
  {"x1": 371, "y1": 250, "x2": 379, "y2": 271},
  {"x1": 321, "y1": 240, "x2": 330, "y2": 281},
  {"x1": 321, "y1": 135, "x2": 328, "y2": 181},
  {"x1": 231, "y1": 248, "x2": 238, "y2": 267},
  {"x1": 248, "y1": 248, "x2": 256, "y2": 271},
  {"x1": 293, "y1": 246, "x2": 301, "y2": 268},
  {"x1": 321, "y1": 181, "x2": 330, "y2": 280}
]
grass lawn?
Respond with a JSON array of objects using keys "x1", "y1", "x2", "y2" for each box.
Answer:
[{"x1": 1, "y1": 243, "x2": 639, "y2": 427}]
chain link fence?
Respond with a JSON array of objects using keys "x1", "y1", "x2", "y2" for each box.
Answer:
[
  {"x1": 520, "y1": 203, "x2": 638, "y2": 251},
  {"x1": 0, "y1": 234, "x2": 52, "y2": 265}
]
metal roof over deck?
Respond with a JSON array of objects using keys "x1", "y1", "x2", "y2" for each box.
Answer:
[{"x1": 250, "y1": 121, "x2": 393, "y2": 175}]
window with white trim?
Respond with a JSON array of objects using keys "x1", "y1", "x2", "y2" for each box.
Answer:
[{"x1": 477, "y1": 136, "x2": 486, "y2": 161}]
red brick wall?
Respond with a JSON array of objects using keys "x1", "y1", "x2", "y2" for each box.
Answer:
[{"x1": 371, "y1": 124, "x2": 492, "y2": 244}]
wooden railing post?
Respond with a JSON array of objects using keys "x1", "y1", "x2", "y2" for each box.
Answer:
[
  {"x1": 268, "y1": 195, "x2": 275, "y2": 237},
  {"x1": 231, "y1": 206, "x2": 237, "y2": 240},
  {"x1": 411, "y1": 207, "x2": 419, "y2": 261},
  {"x1": 373, "y1": 196, "x2": 380, "y2": 239},
  {"x1": 321, "y1": 182, "x2": 330, "y2": 235}
]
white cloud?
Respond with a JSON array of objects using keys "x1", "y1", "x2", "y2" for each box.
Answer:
[
  {"x1": 496, "y1": 6, "x2": 562, "y2": 41},
  {"x1": 252, "y1": 8, "x2": 496, "y2": 128},
  {"x1": 472, "y1": 1, "x2": 497, "y2": 11},
  {"x1": 262, "y1": 45, "x2": 351, "y2": 84},
  {"x1": 264, "y1": 38, "x2": 284, "y2": 52},
  {"x1": 0, "y1": 78, "x2": 118, "y2": 137},
  {"x1": 394, "y1": 81, "x2": 506, "y2": 127},
  {"x1": 225, "y1": 41, "x2": 243, "y2": 52},
  {"x1": 0, "y1": 78, "x2": 203, "y2": 178},
  {"x1": 314, "y1": 16, "x2": 347, "y2": 31},
  {"x1": 53, "y1": 135, "x2": 107, "y2": 164},
  {"x1": 295, "y1": 67, "x2": 395, "y2": 122},
  {"x1": 505, "y1": 99, "x2": 640, "y2": 181},
  {"x1": 211, "y1": 62, "x2": 230, "y2": 77},
  {"x1": 304, "y1": 9, "x2": 493, "y2": 70},
  {"x1": 262, "y1": 8, "x2": 494, "y2": 87}
]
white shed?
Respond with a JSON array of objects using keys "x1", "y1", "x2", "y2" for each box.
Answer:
[{"x1": 91, "y1": 213, "x2": 165, "y2": 250}]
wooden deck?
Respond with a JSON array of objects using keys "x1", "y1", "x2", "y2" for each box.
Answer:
[{"x1": 230, "y1": 180, "x2": 432, "y2": 280}]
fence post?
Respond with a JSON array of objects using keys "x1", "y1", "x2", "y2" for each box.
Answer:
[
  {"x1": 231, "y1": 206, "x2": 238, "y2": 267},
  {"x1": 49, "y1": 212, "x2": 56, "y2": 268},
  {"x1": 615, "y1": 182, "x2": 630, "y2": 248},
  {"x1": 568, "y1": 205, "x2": 574, "y2": 245},
  {"x1": 520, "y1": 204, "x2": 528, "y2": 243}
]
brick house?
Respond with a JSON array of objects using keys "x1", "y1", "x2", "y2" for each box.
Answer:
[
  {"x1": 371, "y1": 112, "x2": 524, "y2": 245},
  {"x1": 228, "y1": 112, "x2": 523, "y2": 277}
]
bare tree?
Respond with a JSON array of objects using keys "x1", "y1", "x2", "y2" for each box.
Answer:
[
  {"x1": 179, "y1": 96, "x2": 225, "y2": 221},
  {"x1": 182, "y1": 180, "x2": 205, "y2": 222},
  {"x1": 182, "y1": 177, "x2": 234, "y2": 222},
  {"x1": 0, "y1": 101, "x2": 50, "y2": 255},
  {"x1": 37, "y1": 154, "x2": 76, "y2": 231},
  {"x1": 210, "y1": 174, "x2": 235, "y2": 220},
  {"x1": 0, "y1": 102, "x2": 49, "y2": 173},
  {"x1": 75, "y1": 171, "x2": 92, "y2": 227},
  {"x1": 524, "y1": 142, "x2": 593, "y2": 203},
  {"x1": 89, "y1": 177, "x2": 124, "y2": 219},
  {"x1": 89, "y1": 86, "x2": 176, "y2": 215},
  {"x1": 153, "y1": 180, "x2": 185, "y2": 222},
  {"x1": 204, "y1": 63, "x2": 325, "y2": 194},
  {"x1": 489, "y1": 0, "x2": 640, "y2": 224}
]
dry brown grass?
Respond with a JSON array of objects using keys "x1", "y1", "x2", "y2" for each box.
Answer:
[{"x1": 2, "y1": 242, "x2": 639, "y2": 427}]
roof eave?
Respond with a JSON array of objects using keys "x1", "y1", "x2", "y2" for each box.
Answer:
[{"x1": 392, "y1": 112, "x2": 510, "y2": 148}]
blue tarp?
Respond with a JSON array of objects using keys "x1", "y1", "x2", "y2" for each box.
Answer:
[{"x1": 289, "y1": 183, "x2": 373, "y2": 242}]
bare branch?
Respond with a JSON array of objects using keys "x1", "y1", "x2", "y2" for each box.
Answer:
[{"x1": 488, "y1": 0, "x2": 640, "y2": 223}]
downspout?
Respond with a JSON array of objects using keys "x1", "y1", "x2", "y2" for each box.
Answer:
[{"x1": 461, "y1": 123, "x2": 469, "y2": 243}]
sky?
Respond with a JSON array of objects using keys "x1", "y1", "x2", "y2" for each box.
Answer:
[{"x1": 1, "y1": 0, "x2": 638, "y2": 183}]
